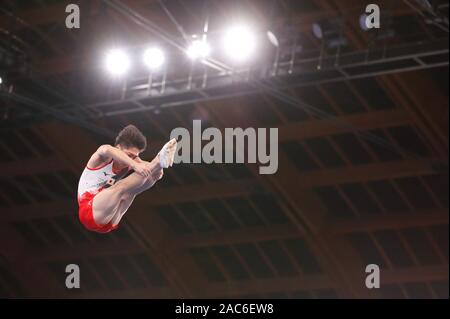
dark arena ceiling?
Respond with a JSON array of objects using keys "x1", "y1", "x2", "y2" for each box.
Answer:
[{"x1": 0, "y1": 0, "x2": 448, "y2": 299}]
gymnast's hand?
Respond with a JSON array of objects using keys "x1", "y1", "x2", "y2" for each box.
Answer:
[{"x1": 132, "y1": 161, "x2": 153, "y2": 178}]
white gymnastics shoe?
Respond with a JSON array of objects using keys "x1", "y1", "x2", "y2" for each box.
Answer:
[{"x1": 159, "y1": 138, "x2": 177, "y2": 168}]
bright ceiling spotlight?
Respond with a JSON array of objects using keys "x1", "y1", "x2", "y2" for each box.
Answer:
[
  {"x1": 143, "y1": 47, "x2": 165, "y2": 70},
  {"x1": 223, "y1": 25, "x2": 257, "y2": 62},
  {"x1": 187, "y1": 39, "x2": 211, "y2": 60},
  {"x1": 267, "y1": 31, "x2": 279, "y2": 47},
  {"x1": 0, "y1": 76, "x2": 2, "y2": 85},
  {"x1": 105, "y1": 49, "x2": 130, "y2": 76},
  {"x1": 312, "y1": 23, "x2": 324, "y2": 39},
  {"x1": 312, "y1": 20, "x2": 348, "y2": 49},
  {"x1": 359, "y1": 14, "x2": 371, "y2": 31}
]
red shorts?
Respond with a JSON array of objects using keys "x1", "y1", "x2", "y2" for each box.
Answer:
[{"x1": 78, "y1": 189, "x2": 118, "y2": 233}]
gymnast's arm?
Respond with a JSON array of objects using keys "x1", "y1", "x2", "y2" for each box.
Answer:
[
  {"x1": 88, "y1": 145, "x2": 151, "y2": 177},
  {"x1": 134, "y1": 155, "x2": 163, "y2": 176},
  {"x1": 134, "y1": 156, "x2": 145, "y2": 164}
]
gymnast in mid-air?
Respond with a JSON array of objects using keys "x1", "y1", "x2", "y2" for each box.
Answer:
[{"x1": 77, "y1": 125, "x2": 177, "y2": 233}]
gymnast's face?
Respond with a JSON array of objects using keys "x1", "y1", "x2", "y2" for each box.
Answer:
[{"x1": 116, "y1": 144, "x2": 142, "y2": 166}]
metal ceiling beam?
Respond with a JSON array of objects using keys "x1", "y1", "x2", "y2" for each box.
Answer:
[
  {"x1": 278, "y1": 109, "x2": 411, "y2": 140},
  {"x1": 0, "y1": 156, "x2": 67, "y2": 177},
  {"x1": 296, "y1": 158, "x2": 441, "y2": 188},
  {"x1": 0, "y1": 90, "x2": 114, "y2": 138},
  {"x1": 176, "y1": 224, "x2": 302, "y2": 248},
  {"x1": 174, "y1": 210, "x2": 448, "y2": 248},
  {"x1": 71, "y1": 39, "x2": 448, "y2": 117},
  {"x1": 333, "y1": 209, "x2": 449, "y2": 234},
  {"x1": 383, "y1": 265, "x2": 449, "y2": 284}
]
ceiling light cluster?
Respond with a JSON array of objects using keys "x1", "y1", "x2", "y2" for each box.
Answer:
[{"x1": 104, "y1": 24, "x2": 264, "y2": 77}]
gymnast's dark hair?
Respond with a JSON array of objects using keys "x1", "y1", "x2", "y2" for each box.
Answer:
[{"x1": 115, "y1": 124, "x2": 147, "y2": 151}]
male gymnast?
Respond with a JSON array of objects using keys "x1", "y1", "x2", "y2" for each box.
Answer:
[{"x1": 77, "y1": 124, "x2": 177, "y2": 233}]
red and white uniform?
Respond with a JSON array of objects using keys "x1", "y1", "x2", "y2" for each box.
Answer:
[{"x1": 77, "y1": 160, "x2": 123, "y2": 233}]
